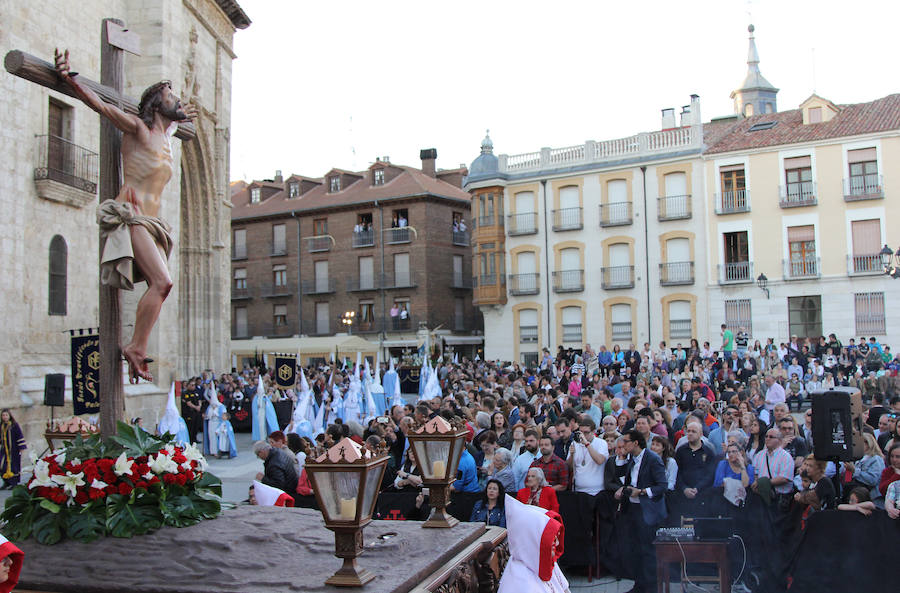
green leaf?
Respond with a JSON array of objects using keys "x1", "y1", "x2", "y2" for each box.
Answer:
[
  {"x1": 159, "y1": 495, "x2": 201, "y2": 528},
  {"x1": 105, "y1": 493, "x2": 162, "y2": 538},
  {"x1": 33, "y1": 510, "x2": 67, "y2": 545},
  {"x1": 188, "y1": 491, "x2": 221, "y2": 520},
  {"x1": 66, "y1": 505, "x2": 106, "y2": 543},
  {"x1": 39, "y1": 498, "x2": 61, "y2": 514},
  {"x1": 195, "y1": 472, "x2": 223, "y2": 497},
  {"x1": 109, "y1": 421, "x2": 164, "y2": 457},
  {"x1": 0, "y1": 487, "x2": 36, "y2": 540}
]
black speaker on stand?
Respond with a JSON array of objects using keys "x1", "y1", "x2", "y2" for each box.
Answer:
[
  {"x1": 44, "y1": 373, "x2": 66, "y2": 432},
  {"x1": 811, "y1": 386, "x2": 864, "y2": 461}
]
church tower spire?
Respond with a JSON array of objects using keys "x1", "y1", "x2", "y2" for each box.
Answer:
[{"x1": 730, "y1": 24, "x2": 779, "y2": 117}]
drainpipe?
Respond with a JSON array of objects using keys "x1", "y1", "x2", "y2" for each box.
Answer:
[
  {"x1": 291, "y1": 211, "x2": 302, "y2": 335},
  {"x1": 640, "y1": 166, "x2": 651, "y2": 343},
  {"x1": 377, "y1": 201, "x2": 386, "y2": 358},
  {"x1": 541, "y1": 180, "x2": 551, "y2": 350}
]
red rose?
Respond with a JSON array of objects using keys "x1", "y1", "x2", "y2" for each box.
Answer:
[
  {"x1": 148, "y1": 475, "x2": 160, "y2": 484},
  {"x1": 103, "y1": 471, "x2": 117, "y2": 484},
  {"x1": 74, "y1": 491, "x2": 89, "y2": 504},
  {"x1": 52, "y1": 492, "x2": 67, "y2": 504},
  {"x1": 97, "y1": 459, "x2": 114, "y2": 472},
  {"x1": 134, "y1": 481, "x2": 148, "y2": 490},
  {"x1": 105, "y1": 485, "x2": 117, "y2": 495},
  {"x1": 118, "y1": 482, "x2": 133, "y2": 496},
  {"x1": 174, "y1": 473, "x2": 187, "y2": 486},
  {"x1": 162, "y1": 473, "x2": 176, "y2": 485},
  {"x1": 89, "y1": 488, "x2": 106, "y2": 500},
  {"x1": 183, "y1": 470, "x2": 195, "y2": 482}
]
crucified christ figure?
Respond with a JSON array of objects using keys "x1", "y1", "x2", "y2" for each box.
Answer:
[{"x1": 55, "y1": 49, "x2": 197, "y2": 384}]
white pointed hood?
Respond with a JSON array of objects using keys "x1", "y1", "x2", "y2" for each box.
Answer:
[
  {"x1": 158, "y1": 382, "x2": 182, "y2": 437},
  {"x1": 501, "y1": 495, "x2": 566, "y2": 583}
]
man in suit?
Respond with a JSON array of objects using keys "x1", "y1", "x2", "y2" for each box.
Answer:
[{"x1": 615, "y1": 428, "x2": 668, "y2": 593}]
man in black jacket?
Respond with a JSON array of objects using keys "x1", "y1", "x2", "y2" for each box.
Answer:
[{"x1": 253, "y1": 441, "x2": 298, "y2": 496}]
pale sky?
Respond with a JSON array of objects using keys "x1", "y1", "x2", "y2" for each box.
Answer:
[{"x1": 230, "y1": 0, "x2": 900, "y2": 182}]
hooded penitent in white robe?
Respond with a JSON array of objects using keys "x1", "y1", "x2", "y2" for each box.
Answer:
[
  {"x1": 498, "y1": 495, "x2": 569, "y2": 593},
  {"x1": 383, "y1": 358, "x2": 401, "y2": 408},
  {"x1": 157, "y1": 383, "x2": 190, "y2": 446}
]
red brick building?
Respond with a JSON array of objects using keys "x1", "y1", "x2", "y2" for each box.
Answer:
[{"x1": 230, "y1": 150, "x2": 483, "y2": 361}]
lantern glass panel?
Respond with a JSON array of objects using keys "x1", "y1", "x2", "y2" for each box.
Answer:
[
  {"x1": 417, "y1": 440, "x2": 451, "y2": 479},
  {"x1": 446, "y1": 436, "x2": 464, "y2": 479},
  {"x1": 311, "y1": 469, "x2": 362, "y2": 522},
  {"x1": 361, "y1": 464, "x2": 383, "y2": 521}
]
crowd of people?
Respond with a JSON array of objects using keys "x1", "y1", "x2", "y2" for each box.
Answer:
[{"x1": 173, "y1": 328, "x2": 900, "y2": 593}]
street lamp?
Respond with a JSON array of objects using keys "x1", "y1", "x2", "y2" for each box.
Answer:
[
  {"x1": 756, "y1": 273, "x2": 769, "y2": 299},
  {"x1": 342, "y1": 310, "x2": 355, "y2": 334},
  {"x1": 406, "y1": 416, "x2": 467, "y2": 528},
  {"x1": 304, "y1": 437, "x2": 389, "y2": 587},
  {"x1": 878, "y1": 245, "x2": 900, "y2": 278}
]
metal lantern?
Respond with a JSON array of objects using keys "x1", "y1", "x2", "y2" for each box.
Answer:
[
  {"x1": 407, "y1": 416, "x2": 467, "y2": 528},
  {"x1": 305, "y1": 437, "x2": 389, "y2": 587}
]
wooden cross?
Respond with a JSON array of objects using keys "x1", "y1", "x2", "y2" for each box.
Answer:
[{"x1": 4, "y1": 19, "x2": 196, "y2": 437}]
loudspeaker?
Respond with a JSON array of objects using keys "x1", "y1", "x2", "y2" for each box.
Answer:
[
  {"x1": 811, "y1": 387, "x2": 864, "y2": 461},
  {"x1": 44, "y1": 373, "x2": 65, "y2": 407}
]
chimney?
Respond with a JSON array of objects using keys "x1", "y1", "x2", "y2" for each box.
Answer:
[
  {"x1": 420, "y1": 148, "x2": 437, "y2": 177},
  {"x1": 689, "y1": 94, "x2": 701, "y2": 127},
  {"x1": 661, "y1": 108, "x2": 676, "y2": 130},
  {"x1": 679, "y1": 105, "x2": 692, "y2": 127},
  {"x1": 382, "y1": 156, "x2": 390, "y2": 163},
  {"x1": 274, "y1": 169, "x2": 283, "y2": 183}
]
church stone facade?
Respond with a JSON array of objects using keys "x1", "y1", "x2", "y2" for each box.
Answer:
[{"x1": 0, "y1": 0, "x2": 249, "y2": 451}]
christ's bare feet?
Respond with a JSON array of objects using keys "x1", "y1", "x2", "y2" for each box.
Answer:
[{"x1": 123, "y1": 344, "x2": 153, "y2": 383}]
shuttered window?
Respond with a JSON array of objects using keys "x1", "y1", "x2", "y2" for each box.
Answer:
[{"x1": 49, "y1": 235, "x2": 67, "y2": 316}]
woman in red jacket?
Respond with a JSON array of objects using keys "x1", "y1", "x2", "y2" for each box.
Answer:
[
  {"x1": 879, "y1": 442, "x2": 900, "y2": 497},
  {"x1": 517, "y1": 467, "x2": 559, "y2": 515}
]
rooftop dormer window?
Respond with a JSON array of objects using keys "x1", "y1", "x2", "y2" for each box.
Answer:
[
  {"x1": 374, "y1": 169, "x2": 384, "y2": 186},
  {"x1": 329, "y1": 176, "x2": 341, "y2": 192},
  {"x1": 289, "y1": 182, "x2": 299, "y2": 198},
  {"x1": 250, "y1": 187, "x2": 261, "y2": 203}
]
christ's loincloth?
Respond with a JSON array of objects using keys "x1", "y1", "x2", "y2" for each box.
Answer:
[{"x1": 97, "y1": 192, "x2": 173, "y2": 290}]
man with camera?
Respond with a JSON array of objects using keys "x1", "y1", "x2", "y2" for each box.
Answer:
[{"x1": 568, "y1": 416, "x2": 609, "y2": 495}]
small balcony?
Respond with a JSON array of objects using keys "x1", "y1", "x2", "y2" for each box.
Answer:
[
  {"x1": 450, "y1": 275, "x2": 473, "y2": 289},
  {"x1": 669, "y1": 319, "x2": 692, "y2": 340},
  {"x1": 784, "y1": 256, "x2": 820, "y2": 279},
  {"x1": 601, "y1": 265, "x2": 634, "y2": 289},
  {"x1": 302, "y1": 319, "x2": 333, "y2": 336},
  {"x1": 479, "y1": 273, "x2": 498, "y2": 286},
  {"x1": 508, "y1": 273, "x2": 540, "y2": 296},
  {"x1": 385, "y1": 316, "x2": 416, "y2": 332},
  {"x1": 779, "y1": 182, "x2": 817, "y2": 208},
  {"x1": 562, "y1": 324, "x2": 582, "y2": 343},
  {"x1": 231, "y1": 286, "x2": 252, "y2": 300},
  {"x1": 306, "y1": 235, "x2": 333, "y2": 252},
  {"x1": 354, "y1": 318, "x2": 381, "y2": 334},
  {"x1": 33, "y1": 135, "x2": 99, "y2": 208},
  {"x1": 478, "y1": 215, "x2": 497, "y2": 228},
  {"x1": 599, "y1": 202, "x2": 632, "y2": 227},
  {"x1": 384, "y1": 226, "x2": 415, "y2": 244},
  {"x1": 262, "y1": 322, "x2": 295, "y2": 338},
  {"x1": 301, "y1": 278, "x2": 336, "y2": 294},
  {"x1": 843, "y1": 175, "x2": 884, "y2": 201},
  {"x1": 519, "y1": 325, "x2": 538, "y2": 344},
  {"x1": 347, "y1": 275, "x2": 380, "y2": 292},
  {"x1": 231, "y1": 245, "x2": 247, "y2": 260},
  {"x1": 552, "y1": 207, "x2": 583, "y2": 232},
  {"x1": 552, "y1": 270, "x2": 584, "y2": 293},
  {"x1": 848, "y1": 253, "x2": 883, "y2": 276},
  {"x1": 507, "y1": 212, "x2": 538, "y2": 235},
  {"x1": 262, "y1": 283, "x2": 293, "y2": 298},
  {"x1": 352, "y1": 229, "x2": 375, "y2": 248},
  {"x1": 611, "y1": 322, "x2": 632, "y2": 342},
  {"x1": 383, "y1": 272, "x2": 417, "y2": 289},
  {"x1": 718, "y1": 261, "x2": 753, "y2": 284},
  {"x1": 715, "y1": 190, "x2": 750, "y2": 214},
  {"x1": 270, "y1": 242, "x2": 287, "y2": 256},
  {"x1": 658, "y1": 195, "x2": 692, "y2": 221},
  {"x1": 659, "y1": 261, "x2": 694, "y2": 285},
  {"x1": 452, "y1": 229, "x2": 470, "y2": 246}
]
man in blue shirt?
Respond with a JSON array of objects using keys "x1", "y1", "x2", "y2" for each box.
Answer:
[{"x1": 451, "y1": 448, "x2": 481, "y2": 493}]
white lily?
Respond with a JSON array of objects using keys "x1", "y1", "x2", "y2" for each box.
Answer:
[
  {"x1": 113, "y1": 452, "x2": 134, "y2": 477},
  {"x1": 148, "y1": 452, "x2": 178, "y2": 474},
  {"x1": 28, "y1": 460, "x2": 55, "y2": 489},
  {"x1": 143, "y1": 471, "x2": 154, "y2": 481},
  {"x1": 51, "y1": 471, "x2": 85, "y2": 497},
  {"x1": 163, "y1": 444, "x2": 176, "y2": 456},
  {"x1": 90, "y1": 478, "x2": 108, "y2": 490},
  {"x1": 52, "y1": 449, "x2": 67, "y2": 465},
  {"x1": 182, "y1": 443, "x2": 208, "y2": 471}
]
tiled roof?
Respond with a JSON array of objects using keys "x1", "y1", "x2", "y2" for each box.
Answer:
[
  {"x1": 706, "y1": 94, "x2": 900, "y2": 154},
  {"x1": 232, "y1": 164, "x2": 470, "y2": 221}
]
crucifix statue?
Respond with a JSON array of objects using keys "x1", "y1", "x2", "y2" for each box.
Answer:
[
  {"x1": 54, "y1": 48, "x2": 196, "y2": 384},
  {"x1": 4, "y1": 18, "x2": 197, "y2": 435}
]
